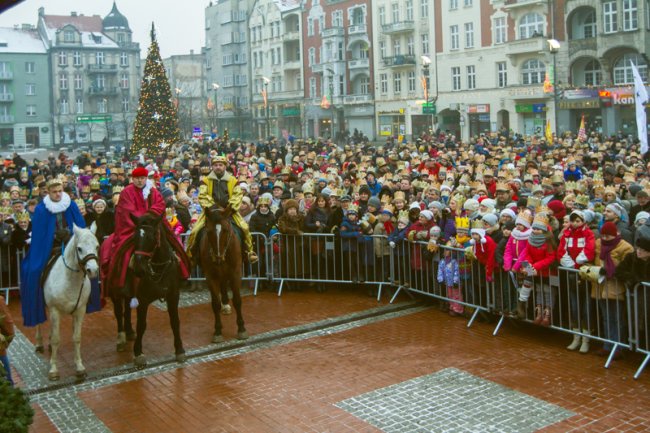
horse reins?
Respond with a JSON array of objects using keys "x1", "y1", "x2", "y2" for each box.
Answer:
[
  {"x1": 210, "y1": 222, "x2": 232, "y2": 263},
  {"x1": 61, "y1": 242, "x2": 99, "y2": 314},
  {"x1": 134, "y1": 225, "x2": 175, "y2": 283}
]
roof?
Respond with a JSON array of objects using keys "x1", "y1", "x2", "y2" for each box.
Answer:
[
  {"x1": 103, "y1": 2, "x2": 130, "y2": 30},
  {"x1": 0, "y1": 27, "x2": 47, "y2": 54},
  {"x1": 41, "y1": 14, "x2": 119, "y2": 49},
  {"x1": 276, "y1": 0, "x2": 301, "y2": 13}
]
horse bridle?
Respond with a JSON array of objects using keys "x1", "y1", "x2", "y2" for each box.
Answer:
[
  {"x1": 134, "y1": 225, "x2": 174, "y2": 282},
  {"x1": 61, "y1": 242, "x2": 99, "y2": 314},
  {"x1": 207, "y1": 207, "x2": 233, "y2": 263}
]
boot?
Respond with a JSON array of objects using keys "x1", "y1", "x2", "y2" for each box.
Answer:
[
  {"x1": 540, "y1": 307, "x2": 551, "y2": 327},
  {"x1": 247, "y1": 251, "x2": 259, "y2": 264},
  {"x1": 579, "y1": 330, "x2": 590, "y2": 354},
  {"x1": 516, "y1": 301, "x2": 527, "y2": 319},
  {"x1": 533, "y1": 305, "x2": 543, "y2": 325},
  {"x1": 566, "y1": 329, "x2": 581, "y2": 350}
]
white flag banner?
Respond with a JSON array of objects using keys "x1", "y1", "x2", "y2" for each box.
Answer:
[{"x1": 631, "y1": 60, "x2": 649, "y2": 155}]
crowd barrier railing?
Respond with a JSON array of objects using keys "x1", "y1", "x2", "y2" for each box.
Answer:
[
  {"x1": 0, "y1": 245, "x2": 23, "y2": 304},
  {"x1": 630, "y1": 282, "x2": 650, "y2": 379}
]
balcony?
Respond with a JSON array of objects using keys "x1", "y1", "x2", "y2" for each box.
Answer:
[
  {"x1": 568, "y1": 38, "x2": 597, "y2": 56},
  {"x1": 343, "y1": 94, "x2": 372, "y2": 104},
  {"x1": 0, "y1": 70, "x2": 13, "y2": 80},
  {"x1": 282, "y1": 31, "x2": 300, "y2": 41},
  {"x1": 284, "y1": 59, "x2": 302, "y2": 70},
  {"x1": 505, "y1": 37, "x2": 546, "y2": 65},
  {"x1": 348, "y1": 24, "x2": 367, "y2": 35},
  {"x1": 117, "y1": 41, "x2": 140, "y2": 50},
  {"x1": 0, "y1": 115, "x2": 14, "y2": 123},
  {"x1": 349, "y1": 58, "x2": 370, "y2": 70},
  {"x1": 311, "y1": 63, "x2": 324, "y2": 74},
  {"x1": 383, "y1": 55, "x2": 416, "y2": 68},
  {"x1": 88, "y1": 86, "x2": 118, "y2": 96},
  {"x1": 382, "y1": 21, "x2": 415, "y2": 34},
  {"x1": 88, "y1": 64, "x2": 118, "y2": 73},
  {"x1": 0, "y1": 93, "x2": 14, "y2": 102},
  {"x1": 322, "y1": 27, "x2": 344, "y2": 38},
  {"x1": 274, "y1": 90, "x2": 304, "y2": 100},
  {"x1": 503, "y1": 0, "x2": 547, "y2": 10}
]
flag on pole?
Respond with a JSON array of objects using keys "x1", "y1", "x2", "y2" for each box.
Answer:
[
  {"x1": 631, "y1": 60, "x2": 649, "y2": 155},
  {"x1": 577, "y1": 115, "x2": 587, "y2": 142},
  {"x1": 261, "y1": 88, "x2": 268, "y2": 108},
  {"x1": 545, "y1": 119, "x2": 553, "y2": 143},
  {"x1": 320, "y1": 94, "x2": 331, "y2": 109}
]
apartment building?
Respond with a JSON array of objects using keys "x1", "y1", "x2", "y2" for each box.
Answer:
[
  {"x1": 0, "y1": 26, "x2": 52, "y2": 148},
  {"x1": 164, "y1": 51, "x2": 207, "y2": 139}
]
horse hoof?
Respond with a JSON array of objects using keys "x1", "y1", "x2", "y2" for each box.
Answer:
[
  {"x1": 212, "y1": 335, "x2": 224, "y2": 344},
  {"x1": 237, "y1": 331, "x2": 249, "y2": 340},
  {"x1": 134, "y1": 354, "x2": 147, "y2": 367},
  {"x1": 117, "y1": 342, "x2": 127, "y2": 352},
  {"x1": 126, "y1": 331, "x2": 136, "y2": 341},
  {"x1": 35, "y1": 345, "x2": 44, "y2": 354},
  {"x1": 48, "y1": 372, "x2": 60, "y2": 381},
  {"x1": 176, "y1": 353, "x2": 187, "y2": 363},
  {"x1": 221, "y1": 304, "x2": 232, "y2": 315},
  {"x1": 76, "y1": 370, "x2": 87, "y2": 380}
]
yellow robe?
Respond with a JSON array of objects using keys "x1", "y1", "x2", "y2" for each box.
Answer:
[{"x1": 186, "y1": 171, "x2": 253, "y2": 260}]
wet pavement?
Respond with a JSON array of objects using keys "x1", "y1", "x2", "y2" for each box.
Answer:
[{"x1": 4, "y1": 283, "x2": 650, "y2": 433}]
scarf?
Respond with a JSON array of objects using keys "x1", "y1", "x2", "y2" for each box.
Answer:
[
  {"x1": 600, "y1": 235, "x2": 621, "y2": 279},
  {"x1": 383, "y1": 220, "x2": 395, "y2": 235},
  {"x1": 511, "y1": 227, "x2": 530, "y2": 241},
  {"x1": 528, "y1": 233, "x2": 547, "y2": 248}
]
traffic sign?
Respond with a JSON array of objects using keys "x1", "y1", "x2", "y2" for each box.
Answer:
[
  {"x1": 76, "y1": 115, "x2": 112, "y2": 123},
  {"x1": 422, "y1": 103, "x2": 436, "y2": 115}
]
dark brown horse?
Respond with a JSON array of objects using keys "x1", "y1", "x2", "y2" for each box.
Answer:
[{"x1": 199, "y1": 205, "x2": 248, "y2": 342}]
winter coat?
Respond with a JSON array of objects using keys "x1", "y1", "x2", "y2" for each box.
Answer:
[
  {"x1": 523, "y1": 242, "x2": 557, "y2": 277},
  {"x1": 615, "y1": 253, "x2": 650, "y2": 289},
  {"x1": 304, "y1": 207, "x2": 329, "y2": 233},
  {"x1": 503, "y1": 231, "x2": 529, "y2": 272},
  {"x1": 249, "y1": 210, "x2": 276, "y2": 236},
  {"x1": 437, "y1": 257, "x2": 460, "y2": 287},
  {"x1": 591, "y1": 238, "x2": 634, "y2": 301},
  {"x1": 406, "y1": 220, "x2": 433, "y2": 270},
  {"x1": 373, "y1": 221, "x2": 392, "y2": 257},
  {"x1": 340, "y1": 217, "x2": 362, "y2": 253},
  {"x1": 558, "y1": 224, "x2": 596, "y2": 269},
  {"x1": 277, "y1": 211, "x2": 304, "y2": 277},
  {"x1": 473, "y1": 235, "x2": 498, "y2": 282}
]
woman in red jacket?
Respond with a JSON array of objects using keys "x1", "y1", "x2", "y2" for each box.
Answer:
[
  {"x1": 558, "y1": 209, "x2": 596, "y2": 353},
  {"x1": 522, "y1": 213, "x2": 557, "y2": 326}
]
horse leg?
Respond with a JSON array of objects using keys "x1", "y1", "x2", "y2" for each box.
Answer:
[
  {"x1": 209, "y1": 278, "x2": 224, "y2": 343},
  {"x1": 124, "y1": 297, "x2": 136, "y2": 341},
  {"x1": 133, "y1": 301, "x2": 148, "y2": 367},
  {"x1": 231, "y1": 271, "x2": 248, "y2": 340},
  {"x1": 35, "y1": 324, "x2": 44, "y2": 353},
  {"x1": 220, "y1": 284, "x2": 232, "y2": 315},
  {"x1": 47, "y1": 308, "x2": 61, "y2": 381},
  {"x1": 166, "y1": 282, "x2": 186, "y2": 362},
  {"x1": 113, "y1": 295, "x2": 127, "y2": 352},
  {"x1": 72, "y1": 307, "x2": 87, "y2": 379}
]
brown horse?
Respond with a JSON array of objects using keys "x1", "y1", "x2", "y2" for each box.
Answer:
[{"x1": 199, "y1": 205, "x2": 248, "y2": 342}]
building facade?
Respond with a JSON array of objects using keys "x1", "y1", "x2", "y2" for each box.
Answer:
[
  {"x1": 37, "y1": 3, "x2": 141, "y2": 148},
  {"x1": 0, "y1": 25, "x2": 53, "y2": 148},
  {"x1": 164, "y1": 51, "x2": 208, "y2": 139}
]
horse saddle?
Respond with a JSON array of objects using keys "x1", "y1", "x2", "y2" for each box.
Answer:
[{"x1": 40, "y1": 247, "x2": 63, "y2": 288}]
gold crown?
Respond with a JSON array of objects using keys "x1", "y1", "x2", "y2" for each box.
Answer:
[
  {"x1": 16, "y1": 211, "x2": 30, "y2": 222},
  {"x1": 0, "y1": 206, "x2": 11, "y2": 215},
  {"x1": 497, "y1": 170, "x2": 509, "y2": 179},
  {"x1": 575, "y1": 194, "x2": 590, "y2": 207},
  {"x1": 527, "y1": 196, "x2": 542, "y2": 209},
  {"x1": 273, "y1": 180, "x2": 285, "y2": 190},
  {"x1": 516, "y1": 211, "x2": 534, "y2": 225},
  {"x1": 495, "y1": 182, "x2": 510, "y2": 192},
  {"x1": 393, "y1": 191, "x2": 406, "y2": 202},
  {"x1": 565, "y1": 181, "x2": 578, "y2": 191},
  {"x1": 397, "y1": 210, "x2": 410, "y2": 223},
  {"x1": 347, "y1": 203, "x2": 359, "y2": 214},
  {"x1": 47, "y1": 175, "x2": 66, "y2": 189},
  {"x1": 81, "y1": 185, "x2": 91, "y2": 193},
  {"x1": 75, "y1": 198, "x2": 86, "y2": 209},
  {"x1": 533, "y1": 213, "x2": 549, "y2": 227},
  {"x1": 470, "y1": 219, "x2": 484, "y2": 229},
  {"x1": 469, "y1": 181, "x2": 485, "y2": 190},
  {"x1": 592, "y1": 178, "x2": 604, "y2": 188},
  {"x1": 112, "y1": 185, "x2": 124, "y2": 194},
  {"x1": 0, "y1": 191, "x2": 9, "y2": 200},
  {"x1": 383, "y1": 203, "x2": 395, "y2": 215},
  {"x1": 604, "y1": 185, "x2": 617, "y2": 196},
  {"x1": 455, "y1": 216, "x2": 470, "y2": 230},
  {"x1": 257, "y1": 196, "x2": 272, "y2": 207},
  {"x1": 212, "y1": 155, "x2": 228, "y2": 164},
  {"x1": 90, "y1": 179, "x2": 100, "y2": 190}
]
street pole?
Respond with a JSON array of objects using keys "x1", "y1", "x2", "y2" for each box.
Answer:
[
  {"x1": 553, "y1": 52, "x2": 559, "y2": 139},
  {"x1": 212, "y1": 83, "x2": 220, "y2": 136},
  {"x1": 329, "y1": 77, "x2": 334, "y2": 141},
  {"x1": 265, "y1": 81, "x2": 270, "y2": 139}
]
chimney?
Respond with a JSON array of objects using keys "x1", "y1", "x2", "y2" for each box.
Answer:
[
  {"x1": 71, "y1": 11, "x2": 77, "y2": 17},
  {"x1": 38, "y1": 7, "x2": 44, "y2": 17},
  {"x1": 190, "y1": 49, "x2": 194, "y2": 55}
]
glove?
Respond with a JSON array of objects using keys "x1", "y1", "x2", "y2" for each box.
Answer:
[
  {"x1": 389, "y1": 241, "x2": 396, "y2": 248},
  {"x1": 486, "y1": 275, "x2": 493, "y2": 283}
]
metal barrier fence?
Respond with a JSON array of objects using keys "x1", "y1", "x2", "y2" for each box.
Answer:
[
  {"x1": 0, "y1": 245, "x2": 23, "y2": 304},
  {"x1": 630, "y1": 282, "x2": 650, "y2": 379}
]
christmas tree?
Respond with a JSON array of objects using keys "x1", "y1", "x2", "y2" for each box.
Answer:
[{"x1": 131, "y1": 24, "x2": 180, "y2": 157}]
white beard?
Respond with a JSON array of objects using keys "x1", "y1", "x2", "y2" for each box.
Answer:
[
  {"x1": 44, "y1": 192, "x2": 71, "y2": 214},
  {"x1": 142, "y1": 179, "x2": 154, "y2": 200}
]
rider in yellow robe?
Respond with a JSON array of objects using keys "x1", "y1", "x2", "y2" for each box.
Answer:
[{"x1": 186, "y1": 156, "x2": 258, "y2": 263}]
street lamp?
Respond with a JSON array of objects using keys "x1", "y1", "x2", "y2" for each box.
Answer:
[
  {"x1": 325, "y1": 68, "x2": 335, "y2": 141},
  {"x1": 547, "y1": 39, "x2": 560, "y2": 139},
  {"x1": 262, "y1": 76, "x2": 270, "y2": 139},
  {"x1": 212, "y1": 83, "x2": 220, "y2": 136},
  {"x1": 421, "y1": 56, "x2": 434, "y2": 136}
]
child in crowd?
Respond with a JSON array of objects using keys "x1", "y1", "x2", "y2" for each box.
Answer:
[
  {"x1": 166, "y1": 207, "x2": 185, "y2": 245},
  {"x1": 438, "y1": 244, "x2": 461, "y2": 316},
  {"x1": 504, "y1": 211, "x2": 533, "y2": 318}
]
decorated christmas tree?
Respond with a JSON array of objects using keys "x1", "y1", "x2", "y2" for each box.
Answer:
[{"x1": 131, "y1": 24, "x2": 180, "y2": 157}]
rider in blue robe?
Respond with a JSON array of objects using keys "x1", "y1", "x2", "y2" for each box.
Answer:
[{"x1": 20, "y1": 187, "x2": 86, "y2": 327}]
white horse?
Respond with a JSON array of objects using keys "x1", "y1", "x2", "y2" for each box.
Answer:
[{"x1": 35, "y1": 224, "x2": 99, "y2": 381}]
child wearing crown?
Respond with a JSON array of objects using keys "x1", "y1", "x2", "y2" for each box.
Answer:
[
  {"x1": 166, "y1": 207, "x2": 185, "y2": 245},
  {"x1": 438, "y1": 243, "x2": 461, "y2": 316},
  {"x1": 446, "y1": 216, "x2": 472, "y2": 309}
]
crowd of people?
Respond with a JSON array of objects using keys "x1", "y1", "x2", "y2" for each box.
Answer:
[{"x1": 1, "y1": 128, "x2": 650, "y2": 380}]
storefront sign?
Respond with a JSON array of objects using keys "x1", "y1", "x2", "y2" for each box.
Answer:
[
  {"x1": 516, "y1": 103, "x2": 546, "y2": 113},
  {"x1": 558, "y1": 99, "x2": 600, "y2": 109},
  {"x1": 379, "y1": 125, "x2": 392, "y2": 136},
  {"x1": 467, "y1": 104, "x2": 489, "y2": 113},
  {"x1": 562, "y1": 89, "x2": 599, "y2": 100},
  {"x1": 282, "y1": 107, "x2": 300, "y2": 116}
]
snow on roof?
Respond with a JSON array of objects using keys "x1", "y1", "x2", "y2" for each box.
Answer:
[
  {"x1": 41, "y1": 14, "x2": 118, "y2": 48},
  {"x1": 276, "y1": 0, "x2": 301, "y2": 13},
  {"x1": 0, "y1": 27, "x2": 47, "y2": 54}
]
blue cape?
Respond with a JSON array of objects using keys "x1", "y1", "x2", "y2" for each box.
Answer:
[{"x1": 20, "y1": 199, "x2": 85, "y2": 327}]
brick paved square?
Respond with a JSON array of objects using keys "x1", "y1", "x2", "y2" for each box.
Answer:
[{"x1": 336, "y1": 368, "x2": 574, "y2": 433}]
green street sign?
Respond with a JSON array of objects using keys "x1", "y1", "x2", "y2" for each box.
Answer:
[
  {"x1": 76, "y1": 115, "x2": 112, "y2": 123},
  {"x1": 422, "y1": 103, "x2": 436, "y2": 114}
]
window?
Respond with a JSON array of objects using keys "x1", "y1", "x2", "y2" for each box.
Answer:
[
  {"x1": 393, "y1": 39, "x2": 401, "y2": 55},
  {"x1": 467, "y1": 65, "x2": 476, "y2": 89},
  {"x1": 406, "y1": 0, "x2": 414, "y2": 20},
  {"x1": 583, "y1": 11, "x2": 596, "y2": 38},
  {"x1": 120, "y1": 52, "x2": 128, "y2": 66},
  {"x1": 379, "y1": 7, "x2": 386, "y2": 25},
  {"x1": 308, "y1": 48, "x2": 315, "y2": 66},
  {"x1": 60, "y1": 98, "x2": 69, "y2": 114},
  {"x1": 310, "y1": 77, "x2": 316, "y2": 97},
  {"x1": 393, "y1": 72, "x2": 402, "y2": 93},
  {"x1": 421, "y1": 0, "x2": 429, "y2": 17},
  {"x1": 122, "y1": 98, "x2": 129, "y2": 112},
  {"x1": 450, "y1": 0, "x2": 458, "y2": 10},
  {"x1": 497, "y1": 61, "x2": 507, "y2": 87},
  {"x1": 360, "y1": 77, "x2": 370, "y2": 94},
  {"x1": 25, "y1": 62, "x2": 35, "y2": 74},
  {"x1": 73, "y1": 51, "x2": 82, "y2": 66},
  {"x1": 27, "y1": 105, "x2": 37, "y2": 116},
  {"x1": 451, "y1": 67, "x2": 461, "y2": 90},
  {"x1": 519, "y1": 13, "x2": 544, "y2": 39},
  {"x1": 380, "y1": 73, "x2": 388, "y2": 93},
  {"x1": 64, "y1": 30, "x2": 74, "y2": 43},
  {"x1": 464, "y1": 0, "x2": 472, "y2": 6},
  {"x1": 96, "y1": 74, "x2": 105, "y2": 88},
  {"x1": 59, "y1": 73, "x2": 68, "y2": 90},
  {"x1": 98, "y1": 99, "x2": 107, "y2": 113},
  {"x1": 74, "y1": 73, "x2": 83, "y2": 90},
  {"x1": 494, "y1": 17, "x2": 506, "y2": 44},
  {"x1": 380, "y1": 40, "x2": 387, "y2": 58},
  {"x1": 623, "y1": 0, "x2": 638, "y2": 30},
  {"x1": 450, "y1": 25, "x2": 459, "y2": 50},
  {"x1": 76, "y1": 97, "x2": 83, "y2": 114},
  {"x1": 332, "y1": 10, "x2": 343, "y2": 27},
  {"x1": 465, "y1": 22, "x2": 474, "y2": 48},
  {"x1": 603, "y1": 2, "x2": 618, "y2": 33},
  {"x1": 392, "y1": 3, "x2": 400, "y2": 22},
  {"x1": 407, "y1": 71, "x2": 416, "y2": 91},
  {"x1": 58, "y1": 51, "x2": 67, "y2": 66},
  {"x1": 25, "y1": 83, "x2": 35, "y2": 95},
  {"x1": 583, "y1": 60, "x2": 602, "y2": 86},
  {"x1": 407, "y1": 36, "x2": 415, "y2": 55},
  {"x1": 421, "y1": 34, "x2": 430, "y2": 54},
  {"x1": 96, "y1": 52, "x2": 105, "y2": 65},
  {"x1": 613, "y1": 53, "x2": 647, "y2": 84},
  {"x1": 120, "y1": 73, "x2": 129, "y2": 89},
  {"x1": 521, "y1": 59, "x2": 546, "y2": 84}
]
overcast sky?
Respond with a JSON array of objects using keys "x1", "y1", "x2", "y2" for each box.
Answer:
[{"x1": 0, "y1": 0, "x2": 205, "y2": 58}]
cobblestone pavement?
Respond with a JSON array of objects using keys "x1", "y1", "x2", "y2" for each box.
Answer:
[{"x1": 4, "y1": 284, "x2": 650, "y2": 432}]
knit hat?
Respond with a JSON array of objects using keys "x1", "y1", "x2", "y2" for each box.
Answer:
[
  {"x1": 479, "y1": 198, "x2": 496, "y2": 212},
  {"x1": 368, "y1": 196, "x2": 381, "y2": 209},
  {"x1": 463, "y1": 199, "x2": 479, "y2": 212},
  {"x1": 515, "y1": 211, "x2": 533, "y2": 229},
  {"x1": 503, "y1": 220, "x2": 516, "y2": 231},
  {"x1": 629, "y1": 184, "x2": 643, "y2": 197},
  {"x1": 606, "y1": 203, "x2": 624, "y2": 219},
  {"x1": 429, "y1": 226, "x2": 442, "y2": 238},
  {"x1": 635, "y1": 211, "x2": 650, "y2": 224},
  {"x1": 409, "y1": 201, "x2": 422, "y2": 210},
  {"x1": 583, "y1": 209, "x2": 596, "y2": 224},
  {"x1": 428, "y1": 201, "x2": 445, "y2": 212},
  {"x1": 500, "y1": 208, "x2": 516, "y2": 221},
  {"x1": 547, "y1": 200, "x2": 566, "y2": 220},
  {"x1": 131, "y1": 166, "x2": 148, "y2": 178},
  {"x1": 470, "y1": 228, "x2": 487, "y2": 244},
  {"x1": 92, "y1": 198, "x2": 107, "y2": 209},
  {"x1": 482, "y1": 213, "x2": 499, "y2": 228},
  {"x1": 160, "y1": 187, "x2": 174, "y2": 200},
  {"x1": 637, "y1": 225, "x2": 650, "y2": 251},
  {"x1": 569, "y1": 209, "x2": 585, "y2": 222},
  {"x1": 600, "y1": 221, "x2": 618, "y2": 237},
  {"x1": 420, "y1": 210, "x2": 434, "y2": 221}
]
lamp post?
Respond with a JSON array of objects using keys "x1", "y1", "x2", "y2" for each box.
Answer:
[
  {"x1": 548, "y1": 39, "x2": 561, "y2": 139},
  {"x1": 212, "y1": 82, "x2": 220, "y2": 136},
  {"x1": 262, "y1": 76, "x2": 270, "y2": 139},
  {"x1": 421, "y1": 55, "x2": 435, "y2": 136},
  {"x1": 325, "y1": 68, "x2": 335, "y2": 141}
]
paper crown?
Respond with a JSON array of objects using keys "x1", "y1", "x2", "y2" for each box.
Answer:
[
  {"x1": 47, "y1": 175, "x2": 66, "y2": 189},
  {"x1": 532, "y1": 212, "x2": 549, "y2": 227},
  {"x1": 470, "y1": 219, "x2": 484, "y2": 230},
  {"x1": 347, "y1": 203, "x2": 359, "y2": 214},
  {"x1": 575, "y1": 194, "x2": 590, "y2": 207},
  {"x1": 455, "y1": 216, "x2": 470, "y2": 230},
  {"x1": 0, "y1": 206, "x2": 11, "y2": 215},
  {"x1": 16, "y1": 211, "x2": 30, "y2": 222},
  {"x1": 517, "y1": 211, "x2": 534, "y2": 224},
  {"x1": 604, "y1": 185, "x2": 617, "y2": 196},
  {"x1": 495, "y1": 182, "x2": 510, "y2": 192},
  {"x1": 81, "y1": 185, "x2": 91, "y2": 193},
  {"x1": 165, "y1": 207, "x2": 175, "y2": 217},
  {"x1": 397, "y1": 210, "x2": 410, "y2": 223},
  {"x1": 383, "y1": 203, "x2": 395, "y2": 215},
  {"x1": 273, "y1": 180, "x2": 285, "y2": 190},
  {"x1": 74, "y1": 198, "x2": 86, "y2": 209},
  {"x1": 90, "y1": 179, "x2": 100, "y2": 190},
  {"x1": 393, "y1": 191, "x2": 406, "y2": 202},
  {"x1": 0, "y1": 191, "x2": 9, "y2": 200},
  {"x1": 112, "y1": 185, "x2": 124, "y2": 194},
  {"x1": 527, "y1": 196, "x2": 542, "y2": 209}
]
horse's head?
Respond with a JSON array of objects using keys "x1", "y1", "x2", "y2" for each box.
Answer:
[
  {"x1": 131, "y1": 212, "x2": 162, "y2": 277},
  {"x1": 72, "y1": 224, "x2": 100, "y2": 278},
  {"x1": 206, "y1": 205, "x2": 231, "y2": 225}
]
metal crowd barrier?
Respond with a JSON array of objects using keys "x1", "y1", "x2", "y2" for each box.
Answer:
[
  {"x1": 0, "y1": 245, "x2": 23, "y2": 304},
  {"x1": 630, "y1": 282, "x2": 650, "y2": 379}
]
